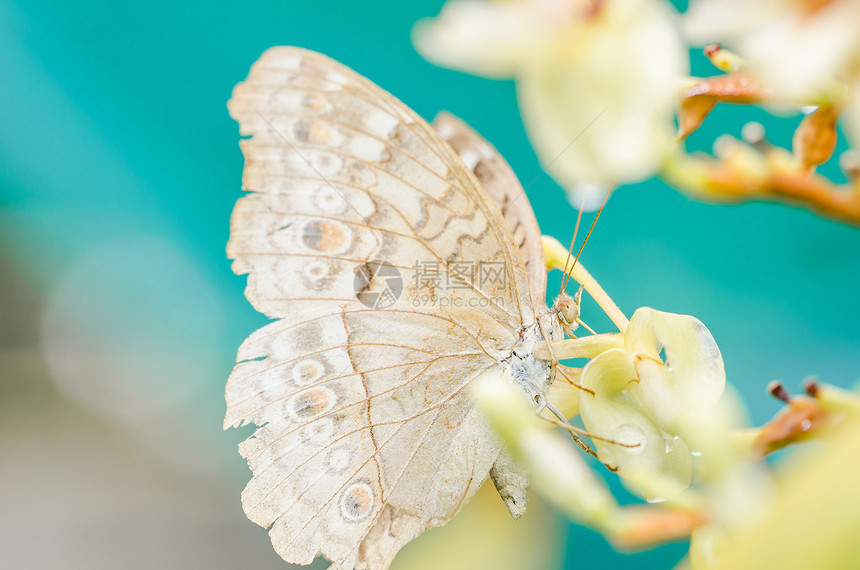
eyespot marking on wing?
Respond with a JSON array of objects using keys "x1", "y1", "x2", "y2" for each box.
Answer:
[
  {"x1": 301, "y1": 417, "x2": 337, "y2": 445},
  {"x1": 292, "y1": 359, "x2": 326, "y2": 386},
  {"x1": 289, "y1": 387, "x2": 338, "y2": 422},
  {"x1": 302, "y1": 260, "x2": 334, "y2": 283},
  {"x1": 301, "y1": 93, "x2": 331, "y2": 112},
  {"x1": 300, "y1": 219, "x2": 352, "y2": 254},
  {"x1": 325, "y1": 443, "x2": 355, "y2": 474},
  {"x1": 339, "y1": 480, "x2": 375, "y2": 522},
  {"x1": 315, "y1": 186, "x2": 349, "y2": 214},
  {"x1": 292, "y1": 119, "x2": 343, "y2": 147}
]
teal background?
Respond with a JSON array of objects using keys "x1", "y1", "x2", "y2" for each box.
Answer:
[{"x1": 2, "y1": 0, "x2": 858, "y2": 568}]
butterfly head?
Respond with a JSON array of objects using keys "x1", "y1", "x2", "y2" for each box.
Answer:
[{"x1": 553, "y1": 285, "x2": 583, "y2": 337}]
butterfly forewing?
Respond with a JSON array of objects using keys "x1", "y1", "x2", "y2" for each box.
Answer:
[{"x1": 227, "y1": 47, "x2": 533, "y2": 323}]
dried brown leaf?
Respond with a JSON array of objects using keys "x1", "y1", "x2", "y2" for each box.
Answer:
[{"x1": 793, "y1": 104, "x2": 839, "y2": 171}]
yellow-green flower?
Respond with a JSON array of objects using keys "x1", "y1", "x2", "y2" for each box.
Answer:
[
  {"x1": 685, "y1": 0, "x2": 860, "y2": 143},
  {"x1": 578, "y1": 308, "x2": 730, "y2": 500},
  {"x1": 415, "y1": 0, "x2": 687, "y2": 208}
]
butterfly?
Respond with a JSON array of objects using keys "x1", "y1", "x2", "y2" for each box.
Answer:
[{"x1": 224, "y1": 47, "x2": 582, "y2": 570}]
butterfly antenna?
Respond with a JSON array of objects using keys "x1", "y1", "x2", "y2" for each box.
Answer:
[
  {"x1": 566, "y1": 178, "x2": 615, "y2": 288},
  {"x1": 560, "y1": 196, "x2": 586, "y2": 295}
]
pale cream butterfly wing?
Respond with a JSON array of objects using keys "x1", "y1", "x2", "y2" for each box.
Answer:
[
  {"x1": 431, "y1": 113, "x2": 549, "y2": 517},
  {"x1": 431, "y1": 112, "x2": 547, "y2": 308},
  {"x1": 226, "y1": 309, "x2": 514, "y2": 569},
  {"x1": 225, "y1": 48, "x2": 554, "y2": 569},
  {"x1": 226, "y1": 49, "x2": 531, "y2": 321}
]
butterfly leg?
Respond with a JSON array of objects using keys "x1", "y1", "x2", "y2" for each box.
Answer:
[
  {"x1": 553, "y1": 364, "x2": 594, "y2": 395},
  {"x1": 532, "y1": 394, "x2": 599, "y2": 457},
  {"x1": 540, "y1": 395, "x2": 567, "y2": 424},
  {"x1": 534, "y1": 395, "x2": 639, "y2": 467}
]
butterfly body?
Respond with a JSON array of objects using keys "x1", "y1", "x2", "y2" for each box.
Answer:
[
  {"x1": 503, "y1": 318, "x2": 560, "y2": 407},
  {"x1": 226, "y1": 47, "x2": 564, "y2": 570}
]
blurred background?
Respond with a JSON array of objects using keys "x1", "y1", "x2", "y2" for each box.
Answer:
[{"x1": 2, "y1": 0, "x2": 859, "y2": 568}]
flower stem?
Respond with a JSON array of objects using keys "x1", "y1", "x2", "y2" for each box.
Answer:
[{"x1": 534, "y1": 333, "x2": 624, "y2": 361}]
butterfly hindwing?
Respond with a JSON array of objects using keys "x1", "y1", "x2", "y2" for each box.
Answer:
[
  {"x1": 432, "y1": 112, "x2": 547, "y2": 309},
  {"x1": 225, "y1": 308, "x2": 513, "y2": 568}
]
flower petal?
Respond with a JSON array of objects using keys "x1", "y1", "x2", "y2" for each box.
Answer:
[
  {"x1": 579, "y1": 348, "x2": 692, "y2": 501},
  {"x1": 414, "y1": 0, "x2": 557, "y2": 78},
  {"x1": 685, "y1": 0, "x2": 860, "y2": 101},
  {"x1": 625, "y1": 307, "x2": 725, "y2": 432},
  {"x1": 472, "y1": 370, "x2": 619, "y2": 524},
  {"x1": 517, "y1": 0, "x2": 686, "y2": 195},
  {"x1": 416, "y1": 0, "x2": 687, "y2": 196}
]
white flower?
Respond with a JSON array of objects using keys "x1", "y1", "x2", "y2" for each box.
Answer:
[
  {"x1": 578, "y1": 347, "x2": 694, "y2": 501},
  {"x1": 624, "y1": 308, "x2": 725, "y2": 431},
  {"x1": 415, "y1": 0, "x2": 687, "y2": 209},
  {"x1": 685, "y1": 0, "x2": 860, "y2": 143},
  {"x1": 578, "y1": 308, "x2": 730, "y2": 499}
]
